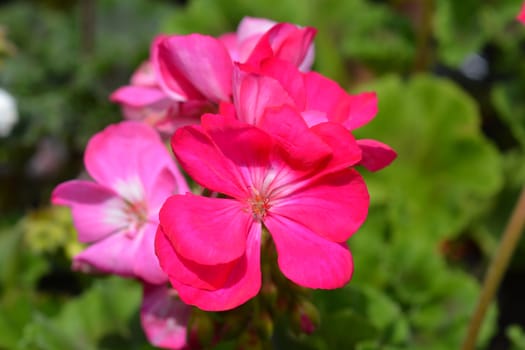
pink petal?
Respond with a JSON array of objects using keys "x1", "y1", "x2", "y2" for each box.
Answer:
[
  {"x1": 73, "y1": 223, "x2": 167, "y2": 284},
  {"x1": 269, "y1": 24, "x2": 317, "y2": 69},
  {"x1": 232, "y1": 64, "x2": 295, "y2": 125},
  {"x1": 130, "y1": 61, "x2": 157, "y2": 87},
  {"x1": 265, "y1": 215, "x2": 353, "y2": 289},
  {"x1": 310, "y1": 122, "x2": 362, "y2": 174},
  {"x1": 247, "y1": 23, "x2": 316, "y2": 69},
  {"x1": 153, "y1": 35, "x2": 201, "y2": 101},
  {"x1": 258, "y1": 105, "x2": 332, "y2": 171},
  {"x1": 156, "y1": 227, "x2": 237, "y2": 291},
  {"x1": 271, "y1": 168, "x2": 369, "y2": 243},
  {"x1": 163, "y1": 224, "x2": 262, "y2": 311},
  {"x1": 171, "y1": 121, "x2": 251, "y2": 199},
  {"x1": 140, "y1": 284, "x2": 190, "y2": 350},
  {"x1": 256, "y1": 58, "x2": 306, "y2": 108},
  {"x1": 110, "y1": 85, "x2": 168, "y2": 108},
  {"x1": 357, "y1": 139, "x2": 397, "y2": 172},
  {"x1": 84, "y1": 121, "x2": 164, "y2": 190},
  {"x1": 217, "y1": 32, "x2": 239, "y2": 61},
  {"x1": 236, "y1": 17, "x2": 277, "y2": 44},
  {"x1": 303, "y1": 72, "x2": 352, "y2": 124},
  {"x1": 51, "y1": 180, "x2": 122, "y2": 242},
  {"x1": 159, "y1": 194, "x2": 252, "y2": 265},
  {"x1": 157, "y1": 34, "x2": 233, "y2": 102},
  {"x1": 342, "y1": 92, "x2": 378, "y2": 131}
]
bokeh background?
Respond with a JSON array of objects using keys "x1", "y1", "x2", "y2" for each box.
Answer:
[{"x1": 1, "y1": 0, "x2": 525, "y2": 349}]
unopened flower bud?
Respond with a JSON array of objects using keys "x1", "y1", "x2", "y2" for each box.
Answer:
[{"x1": 291, "y1": 299, "x2": 320, "y2": 335}]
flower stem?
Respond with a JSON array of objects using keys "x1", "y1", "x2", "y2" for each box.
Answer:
[{"x1": 462, "y1": 186, "x2": 525, "y2": 350}]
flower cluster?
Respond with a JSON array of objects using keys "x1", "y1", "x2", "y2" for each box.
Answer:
[{"x1": 52, "y1": 17, "x2": 395, "y2": 349}]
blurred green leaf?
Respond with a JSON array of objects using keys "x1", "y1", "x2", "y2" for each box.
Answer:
[{"x1": 355, "y1": 75, "x2": 503, "y2": 241}]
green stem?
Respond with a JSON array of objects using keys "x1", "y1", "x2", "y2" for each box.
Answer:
[{"x1": 462, "y1": 186, "x2": 525, "y2": 350}]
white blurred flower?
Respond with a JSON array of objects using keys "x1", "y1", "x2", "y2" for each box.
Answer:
[{"x1": 0, "y1": 88, "x2": 17, "y2": 137}]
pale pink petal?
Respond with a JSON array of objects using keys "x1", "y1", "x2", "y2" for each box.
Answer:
[
  {"x1": 133, "y1": 223, "x2": 169, "y2": 284},
  {"x1": 218, "y1": 32, "x2": 239, "y2": 61},
  {"x1": 110, "y1": 85, "x2": 168, "y2": 108},
  {"x1": 236, "y1": 17, "x2": 277, "y2": 44},
  {"x1": 158, "y1": 34, "x2": 233, "y2": 102},
  {"x1": 84, "y1": 121, "x2": 163, "y2": 190},
  {"x1": 165, "y1": 224, "x2": 262, "y2": 311},
  {"x1": 232, "y1": 64, "x2": 295, "y2": 125},
  {"x1": 171, "y1": 121, "x2": 250, "y2": 198},
  {"x1": 156, "y1": 227, "x2": 237, "y2": 291},
  {"x1": 73, "y1": 222, "x2": 166, "y2": 284},
  {"x1": 271, "y1": 168, "x2": 369, "y2": 242},
  {"x1": 298, "y1": 44, "x2": 315, "y2": 72},
  {"x1": 357, "y1": 139, "x2": 397, "y2": 172},
  {"x1": 140, "y1": 284, "x2": 190, "y2": 350},
  {"x1": 265, "y1": 215, "x2": 353, "y2": 289},
  {"x1": 301, "y1": 110, "x2": 328, "y2": 127},
  {"x1": 51, "y1": 180, "x2": 122, "y2": 243},
  {"x1": 159, "y1": 194, "x2": 252, "y2": 265},
  {"x1": 130, "y1": 61, "x2": 157, "y2": 87}
]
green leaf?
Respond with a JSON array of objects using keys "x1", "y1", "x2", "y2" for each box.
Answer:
[
  {"x1": 19, "y1": 277, "x2": 141, "y2": 350},
  {"x1": 355, "y1": 75, "x2": 503, "y2": 241}
]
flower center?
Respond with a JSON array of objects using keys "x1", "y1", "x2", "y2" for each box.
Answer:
[
  {"x1": 248, "y1": 190, "x2": 271, "y2": 221},
  {"x1": 123, "y1": 199, "x2": 149, "y2": 233}
]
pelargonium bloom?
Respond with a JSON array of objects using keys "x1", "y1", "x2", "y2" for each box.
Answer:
[
  {"x1": 52, "y1": 121, "x2": 189, "y2": 284},
  {"x1": 153, "y1": 18, "x2": 316, "y2": 104},
  {"x1": 230, "y1": 58, "x2": 396, "y2": 172},
  {"x1": 155, "y1": 110, "x2": 369, "y2": 311},
  {"x1": 140, "y1": 283, "x2": 191, "y2": 350}
]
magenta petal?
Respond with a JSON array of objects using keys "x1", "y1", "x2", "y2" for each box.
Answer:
[
  {"x1": 271, "y1": 168, "x2": 369, "y2": 242},
  {"x1": 258, "y1": 105, "x2": 332, "y2": 171},
  {"x1": 156, "y1": 227, "x2": 237, "y2": 291},
  {"x1": 140, "y1": 284, "x2": 190, "y2": 350},
  {"x1": 52, "y1": 180, "x2": 122, "y2": 242},
  {"x1": 233, "y1": 65, "x2": 295, "y2": 125},
  {"x1": 158, "y1": 34, "x2": 233, "y2": 102},
  {"x1": 166, "y1": 224, "x2": 262, "y2": 311},
  {"x1": 342, "y1": 92, "x2": 378, "y2": 131},
  {"x1": 171, "y1": 123, "x2": 248, "y2": 198},
  {"x1": 310, "y1": 122, "x2": 362, "y2": 174},
  {"x1": 159, "y1": 194, "x2": 251, "y2": 265},
  {"x1": 269, "y1": 24, "x2": 317, "y2": 69},
  {"x1": 519, "y1": 3, "x2": 525, "y2": 24},
  {"x1": 265, "y1": 215, "x2": 353, "y2": 289},
  {"x1": 73, "y1": 223, "x2": 166, "y2": 284},
  {"x1": 357, "y1": 139, "x2": 397, "y2": 172}
]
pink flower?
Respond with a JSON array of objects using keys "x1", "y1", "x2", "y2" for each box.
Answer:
[
  {"x1": 519, "y1": 2, "x2": 525, "y2": 24},
  {"x1": 52, "y1": 121, "x2": 189, "y2": 284},
  {"x1": 140, "y1": 283, "x2": 191, "y2": 350},
  {"x1": 155, "y1": 110, "x2": 369, "y2": 311},
  {"x1": 231, "y1": 58, "x2": 396, "y2": 171},
  {"x1": 152, "y1": 18, "x2": 316, "y2": 105},
  {"x1": 110, "y1": 38, "x2": 211, "y2": 136}
]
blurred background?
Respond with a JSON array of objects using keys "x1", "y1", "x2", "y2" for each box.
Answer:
[{"x1": 1, "y1": 0, "x2": 525, "y2": 349}]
